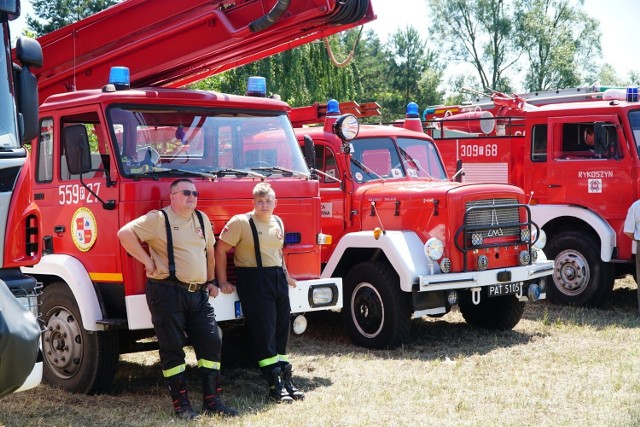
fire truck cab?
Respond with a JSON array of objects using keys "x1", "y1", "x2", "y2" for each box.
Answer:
[
  {"x1": 291, "y1": 100, "x2": 553, "y2": 349},
  {"x1": 424, "y1": 87, "x2": 640, "y2": 307}
]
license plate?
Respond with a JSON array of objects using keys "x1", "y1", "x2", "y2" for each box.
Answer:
[{"x1": 488, "y1": 282, "x2": 522, "y2": 297}]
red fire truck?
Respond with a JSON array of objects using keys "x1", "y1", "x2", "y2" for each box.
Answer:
[
  {"x1": 23, "y1": 0, "x2": 374, "y2": 394},
  {"x1": 0, "y1": 2, "x2": 43, "y2": 395},
  {"x1": 421, "y1": 86, "x2": 640, "y2": 307},
  {"x1": 289, "y1": 100, "x2": 553, "y2": 349}
]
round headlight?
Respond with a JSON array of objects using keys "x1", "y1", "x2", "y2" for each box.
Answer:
[
  {"x1": 533, "y1": 228, "x2": 547, "y2": 249},
  {"x1": 424, "y1": 237, "x2": 444, "y2": 261},
  {"x1": 333, "y1": 114, "x2": 360, "y2": 141}
]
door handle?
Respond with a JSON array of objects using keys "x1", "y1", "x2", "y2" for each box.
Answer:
[{"x1": 548, "y1": 184, "x2": 561, "y2": 188}]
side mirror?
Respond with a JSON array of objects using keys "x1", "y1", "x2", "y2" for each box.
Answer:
[
  {"x1": 14, "y1": 37, "x2": 43, "y2": 143},
  {"x1": 303, "y1": 135, "x2": 315, "y2": 170},
  {"x1": 63, "y1": 125, "x2": 91, "y2": 175}
]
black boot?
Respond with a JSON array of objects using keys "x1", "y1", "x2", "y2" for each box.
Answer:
[
  {"x1": 281, "y1": 363, "x2": 305, "y2": 401},
  {"x1": 167, "y1": 373, "x2": 199, "y2": 420},
  {"x1": 264, "y1": 366, "x2": 293, "y2": 404},
  {"x1": 201, "y1": 369, "x2": 239, "y2": 417}
]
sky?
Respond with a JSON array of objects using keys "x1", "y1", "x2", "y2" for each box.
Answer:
[{"x1": 368, "y1": 0, "x2": 640, "y2": 90}]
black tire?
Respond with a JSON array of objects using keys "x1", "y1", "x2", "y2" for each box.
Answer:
[
  {"x1": 459, "y1": 293, "x2": 525, "y2": 330},
  {"x1": 544, "y1": 230, "x2": 614, "y2": 307},
  {"x1": 40, "y1": 281, "x2": 119, "y2": 394},
  {"x1": 341, "y1": 261, "x2": 411, "y2": 349}
]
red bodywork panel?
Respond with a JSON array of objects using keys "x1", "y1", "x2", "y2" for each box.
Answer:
[
  {"x1": 31, "y1": 0, "x2": 375, "y2": 102},
  {"x1": 4, "y1": 151, "x2": 40, "y2": 268}
]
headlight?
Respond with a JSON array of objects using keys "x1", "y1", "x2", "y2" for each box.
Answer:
[
  {"x1": 309, "y1": 284, "x2": 339, "y2": 307},
  {"x1": 471, "y1": 232, "x2": 484, "y2": 246},
  {"x1": 424, "y1": 237, "x2": 444, "y2": 260},
  {"x1": 520, "y1": 227, "x2": 531, "y2": 243},
  {"x1": 533, "y1": 229, "x2": 547, "y2": 249}
]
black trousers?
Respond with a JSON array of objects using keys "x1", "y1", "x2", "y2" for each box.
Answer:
[
  {"x1": 146, "y1": 280, "x2": 222, "y2": 376},
  {"x1": 235, "y1": 266, "x2": 290, "y2": 367}
]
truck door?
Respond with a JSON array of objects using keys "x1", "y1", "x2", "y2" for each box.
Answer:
[
  {"x1": 546, "y1": 116, "x2": 632, "y2": 217},
  {"x1": 35, "y1": 111, "x2": 120, "y2": 280},
  {"x1": 315, "y1": 142, "x2": 346, "y2": 263}
]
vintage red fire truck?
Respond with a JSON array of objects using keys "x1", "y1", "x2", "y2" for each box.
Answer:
[
  {"x1": 23, "y1": 0, "x2": 374, "y2": 394},
  {"x1": 421, "y1": 86, "x2": 640, "y2": 307},
  {"x1": 289, "y1": 100, "x2": 553, "y2": 349},
  {"x1": 0, "y1": 1, "x2": 43, "y2": 394}
]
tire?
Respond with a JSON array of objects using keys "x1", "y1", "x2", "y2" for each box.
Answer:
[
  {"x1": 459, "y1": 293, "x2": 525, "y2": 330},
  {"x1": 341, "y1": 261, "x2": 411, "y2": 349},
  {"x1": 544, "y1": 231, "x2": 614, "y2": 307},
  {"x1": 40, "y1": 281, "x2": 119, "y2": 394}
]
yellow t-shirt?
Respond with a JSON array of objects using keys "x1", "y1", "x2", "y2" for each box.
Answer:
[
  {"x1": 129, "y1": 207, "x2": 215, "y2": 283},
  {"x1": 219, "y1": 213, "x2": 284, "y2": 267}
]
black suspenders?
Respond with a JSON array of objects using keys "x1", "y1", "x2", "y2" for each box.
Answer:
[
  {"x1": 247, "y1": 214, "x2": 284, "y2": 269},
  {"x1": 160, "y1": 209, "x2": 206, "y2": 280}
]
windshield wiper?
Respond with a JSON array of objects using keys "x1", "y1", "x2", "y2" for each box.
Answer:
[
  {"x1": 214, "y1": 168, "x2": 264, "y2": 179},
  {"x1": 350, "y1": 157, "x2": 385, "y2": 181},
  {"x1": 398, "y1": 146, "x2": 435, "y2": 180},
  {"x1": 166, "y1": 168, "x2": 216, "y2": 178},
  {"x1": 250, "y1": 166, "x2": 308, "y2": 177}
]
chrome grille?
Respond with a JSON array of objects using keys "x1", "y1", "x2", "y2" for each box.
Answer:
[{"x1": 465, "y1": 198, "x2": 520, "y2": 238}]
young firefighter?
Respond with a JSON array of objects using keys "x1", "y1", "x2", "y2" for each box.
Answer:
[
  {"x1": 118, "y1": 178, "x2": 238, "y2": 419},
  {"x1": 215, "y1": 182, "x2": 305, "y2": 403}
]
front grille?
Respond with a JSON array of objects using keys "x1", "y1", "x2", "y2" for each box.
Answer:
[{"x1": 465, "y1": 198, "x2": 520, "y2": 238}]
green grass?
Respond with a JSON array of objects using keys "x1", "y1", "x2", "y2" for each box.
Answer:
[{"x1": 2, "y1": 278, "x2": 640, "y2": 427}]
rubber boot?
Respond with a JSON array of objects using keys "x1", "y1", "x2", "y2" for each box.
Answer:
[
  {"x1": 281, "y1": 363, "x2": 305, "y2": 400},
  {"x1": 201, "y1": 369, "x2": 239, "y2": 417},
  {"x1": 263, "y1": 365, "x2": 293, "y2": 404},
  {"x1": 167, "y1": 373, "x2": 199, "y2": 420}
]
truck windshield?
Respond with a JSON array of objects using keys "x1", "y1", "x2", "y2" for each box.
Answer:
[
  {"x1": 397, "y1": 137, "x2": 447, "y2": 180},
  {"x1": 108, "y1": 106, "x2": 309, "y2": 177},
  {"x1": 0, "y1": 21, "x2": 19, "y2": 149},
  {"x1": 630, "y1": 110, "x2": 640, "y2": 158}
]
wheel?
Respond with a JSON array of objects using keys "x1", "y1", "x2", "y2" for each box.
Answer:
[
  {"x1": 544, "y1": 230, "x2": 614, "y2": 307},
  {"x1": 459, "y1": 293, "x2": 524, "y2": 330},
  {"x1": 40, "y1": 281, "x2": 119, "y2": 394},
  {"x1": 341, "y1": 261, "x2": 411, "y2": 349}
]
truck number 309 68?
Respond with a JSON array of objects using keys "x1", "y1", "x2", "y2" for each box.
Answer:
[
  {"x1": 460, "y1": 144, "x2": 498, "y2": 158},
  {"x1": 58, "y1": 183, "x2": 101, "y2": 205}
]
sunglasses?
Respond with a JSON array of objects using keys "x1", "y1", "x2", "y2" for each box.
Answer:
[{"x1": 172, "y1": 190, "x2": 200, "y2": 197}]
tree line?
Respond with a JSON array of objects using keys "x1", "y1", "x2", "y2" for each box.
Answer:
[{"x1": 27, "y1": 0, "x2": 640, "y2": 122}]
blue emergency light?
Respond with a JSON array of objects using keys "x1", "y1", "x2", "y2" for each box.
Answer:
[
  {"x1": 108, "y1": 66, "x2": 130, "y2": 90},
  {"x1": 245, "y1": 76, "x2": 267, "y2": 97},
  {"x1": 326, "y1": 99, "x2": 340, "y2": 115},
  {"x1": 406, "y1": 102, "x2": 420, "y2": 118}
]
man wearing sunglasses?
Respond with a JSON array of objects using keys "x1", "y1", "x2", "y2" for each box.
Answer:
[{"x1": 118, "y1": 178, "x2": 238, "y2": 420}]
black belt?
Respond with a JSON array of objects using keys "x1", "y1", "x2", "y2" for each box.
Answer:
[{"x1": 150, "y1": 278, "x2": 207, "y2": 293}]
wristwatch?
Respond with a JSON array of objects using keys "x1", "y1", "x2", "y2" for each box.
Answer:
[{"x1": 206, "y1": 279, "x2": 219, "y2": 287}]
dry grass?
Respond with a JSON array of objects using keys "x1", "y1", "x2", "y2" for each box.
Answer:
[{"x1": 2, "y1": 277, "x2": 640, "y2": 427}]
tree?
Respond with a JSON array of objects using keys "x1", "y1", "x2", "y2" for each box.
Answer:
[
  {"x1": 429, "y1": 0, "x2": 519, "y2": 93},
  {"x1": 27, "y1": 0, "x2": 119, "y2": 37},
  {"x1": 382, "y1": 26, "x2": 443, "y2": 119},
  {"x1": 514, "y1": 0, "x2": 602, "y2": 91}
]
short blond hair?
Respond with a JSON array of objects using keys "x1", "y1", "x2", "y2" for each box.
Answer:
[{"x1": 253, "y1": 182, "x2": 275, "y2": 198}]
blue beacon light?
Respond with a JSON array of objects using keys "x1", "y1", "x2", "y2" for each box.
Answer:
[
  {"x1": 327, "y1": 99, "x2": 341, "y2": 115},
  {"x1": 109, "y1": 66, "x2": 130, "y2": 90}
]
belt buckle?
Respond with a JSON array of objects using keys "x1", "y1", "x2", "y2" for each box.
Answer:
[{"x1": 188, "y1": 283, "x2": 198, "y2": 292}]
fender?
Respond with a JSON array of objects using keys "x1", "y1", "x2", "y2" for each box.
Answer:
[
  {"x1": 22, "y1": 254, "x2": 104, "y2": 331},
  {"x1": 530, "y1": 204, "x2": 615, "y2": 262},
  {"x1": 322, "y1": 231, "x2": 429, "y2": 292}
]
